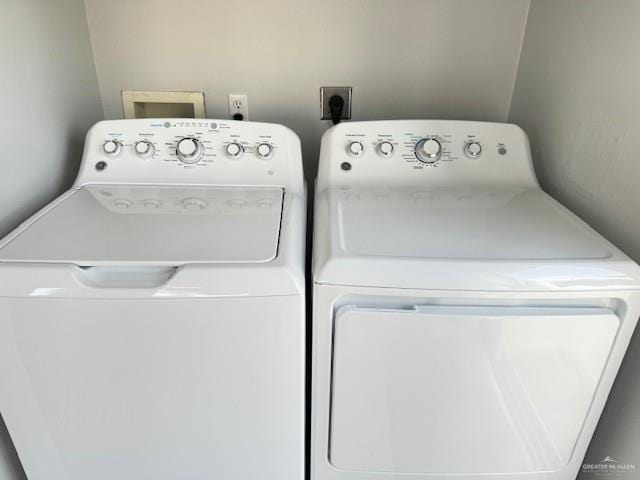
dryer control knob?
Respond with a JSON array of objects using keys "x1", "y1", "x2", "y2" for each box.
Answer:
[
  {"x1": 176, "y1": 137, "x2": 203, "y2": 164},
  {"x1": 464, "y1": 141, "x2": 482, "y2": 158},
  {"x1": 256, "y1": 143, "x2": 273, "y2": 159},
  {"x1": 348, "y1": 141, "x2": 364, "y2": 157},
  {"x1": 182, "y1": 198, "x2": 206, "y2": 210},
  {"x1": 225, "y1": 142, "x2": 244, "y2": 159},
  {"x1": 103, "y1": 140, "x2": 122, "y2": 157},
  {"x1": 377, "y1": 141, "x2": 394, "y2": 157},
  {"x1": 415, "y1": 138, "x2": 442, "y2": 163},
  {"x1": 135, "y1": 140, "x2": 155, "y2": 158}
]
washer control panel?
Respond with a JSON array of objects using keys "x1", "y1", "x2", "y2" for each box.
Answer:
[
  {"x1": 317, "y1": 120, "x2": 536, "y2": 190},
  {"x1": 75, "y1": 119, "x2": 303, "y2": 194}
]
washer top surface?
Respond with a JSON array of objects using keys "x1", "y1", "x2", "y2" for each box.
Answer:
[{"x1": 0, "y1": 185, "x2": 284, "y2": 266}]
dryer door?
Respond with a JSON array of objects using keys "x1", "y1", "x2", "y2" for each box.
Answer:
[{"x1": 329, "y1": 305, "x2": 618, "y2": 475}]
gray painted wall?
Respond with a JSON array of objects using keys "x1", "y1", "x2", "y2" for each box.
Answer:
[
  {"x1": 0, "y1": 0, "x2": 103, "y2": 478},
  {"x1": 509, "y1": 0, "x2": 640, "y2": 474},
  {"x1": 83, "y1": 0, "x2": 531, "y2": 179}
]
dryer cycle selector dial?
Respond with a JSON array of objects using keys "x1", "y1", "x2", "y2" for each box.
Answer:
[
  {"x1": 226, "y1": 142, "x2": 245, "y2": 159},
  {"x1": 415, "y1": 138, "x2": 442, "y2": 163},
  {"x1": 103, "y1": 140, "x2": 122, "y2": 157},
  {"x1": 176, "y1": 137, "x2": 204, "y2": 164},
  {"x1": 134, "y1": 140, "x2": 155, "y2": 158}
]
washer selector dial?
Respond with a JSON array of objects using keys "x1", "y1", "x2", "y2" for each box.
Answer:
[
  {"x1": 103, "y1": 140, "x2": 122, "y2": 157},
  {"x1": 415, "y1": 138, "x2": 442, "y2": 163},
  {"x1": 464, "y1": 141, "x2": 482, "y2": 158},
  {"x1": 134, "y1": 140, "x2": 155, "y2": 158},
  {"x1": 348, "y1": 141, "x2": 364, "y2": 157},
  {"x1": 176, "y1": 137, "x2": 204, "y2": 164},
  {"x1": 225, "y1": 142, "x2": 245, "y2": 159},
  {"x1": 377, "y1": 141, "x2": 394, "y2": 157},
  {"x1": 256, "y1": 143, "x2": 273, "y2": 159}
]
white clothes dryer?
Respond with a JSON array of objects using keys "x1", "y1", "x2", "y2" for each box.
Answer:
[
  {"x1": 0, "y1": 119, "x2": 306, "y2": 480},
  {"x1": 311, "y1": 120, "x2": 640, "y2": 480}
]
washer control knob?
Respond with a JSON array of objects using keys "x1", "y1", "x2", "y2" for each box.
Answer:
[
  {"x1": 225, "y1": 142, "x2": 244, "y2": 159},
  {"x1": 256, "y1": 143, "x2": 273, "y2": 159},
  {"x1": 176, "y1": 137, "x2": 203, "y2": 164},
  {"x1": 103, "y1": 140, "x2": 122, "y2": 157},
  {"x1": 415, "y1": 138, "x2": 442, "y2": 163},
  {"x1": 464, "y1": 141, "x2": 482, "y2": 158},
  {"x1": 348, "y1": 141, "x2": 364, "y2": 157},
  {"x1": 134, "y1": 140, "x2": 155, "y2": 158},
  {"x1": 377, "y1": 141, "x2": 394, "y2": 157}
]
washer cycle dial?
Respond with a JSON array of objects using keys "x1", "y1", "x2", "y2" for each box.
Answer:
[
  {"x1": 415, "y1": 138, "x2": 442, "y2": 163},
  {"x1": 226, "y1": 142, "x2": 244, "y2": 159},
  {"x1": 134, "y1": 140, "x2": 155, "y2": 158},
  {"x1": 176, "y1": 137, "x2": 203, "y2": 164},
  {"x1": 103, "y1": 140, "x2": 122, "y2": 157}
]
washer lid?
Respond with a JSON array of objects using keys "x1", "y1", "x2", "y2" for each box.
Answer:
[{"x1": 0, "y1": 185, "x2": 284, "y2": 266}]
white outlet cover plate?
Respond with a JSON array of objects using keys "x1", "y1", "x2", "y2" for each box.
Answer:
[{"x1": 228, "y1": 94, "x2": 249, "y2": 120}]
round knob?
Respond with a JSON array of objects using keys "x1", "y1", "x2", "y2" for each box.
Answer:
[
  {"x1": 176, "y1": 137, "x2": 203, "y2": 164},
  {"x1": 415, "y1": 138, "x2": 442, "y2": 163},
  {"x1": 135, "y1": 140, "x2": 155, "y2": 158},
  {"x1": 103, "y1": 140, "x2": 122, "y2": 157},
  {"x1": 256, "y1": 143, "x2": 273, "y2": 159},
  {"x1": 182, "y1": 198, "x2": 206, "y2": 211},
  {"x1": 377, "y1": 141, "x2": 394, "y2": 157},
  {"x1": 464, "y1": 141, "x2": 482, "y2": 158},
  {"x1": 348, "y1": 141, "x2": 364, "y2": 157},
  {"x1": 225, "y1": 142, "x2": 244, "y2": 159}
]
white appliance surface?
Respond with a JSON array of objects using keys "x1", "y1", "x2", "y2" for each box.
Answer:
[
  {"x1": 0, "y1": 119, "x2": 305, "y2": 480},
  {"x1": 311, "y1": 120, "x2": 640, "y2": 480},
  {"x1": 335, "y1": 187, "x2": 608, "y2": 260},
  {"x1": 330, "y1": 305, "x2": 617, "y2": 473},
  {"x1": 0, "y1": 185, "x2": 283, "y2": 265}
]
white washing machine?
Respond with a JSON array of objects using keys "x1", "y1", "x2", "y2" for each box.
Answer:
[
  {"x1": 0, "y1": 119, "x2": 305, "y2": 480},
  {"x1": 311, "y1": 120, "x2": 640, "y2": 480}
]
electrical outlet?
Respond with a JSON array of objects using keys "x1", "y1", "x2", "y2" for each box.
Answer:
[
  {"x1": 320, "y1": 87, "x2": 352, "y2": 120},
  {"x1": 228, "y1": 94, "x2": 249, "y2": 121}
]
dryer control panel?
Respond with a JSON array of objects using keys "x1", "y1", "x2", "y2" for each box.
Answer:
[
  {"x1": 75, "y1": 119, "x2": 304, "y2": 195},
  {"x1": 316, "y1": 120, "x2": 538, "y2": 191}
]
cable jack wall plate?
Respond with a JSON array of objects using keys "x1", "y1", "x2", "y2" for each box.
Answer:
[
  {"x1": 321, "y1": 87, "x2": 352, "y2": 120},
  {"x1": 121, "y1": 91, "x2": 206, "y2": 119}
]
